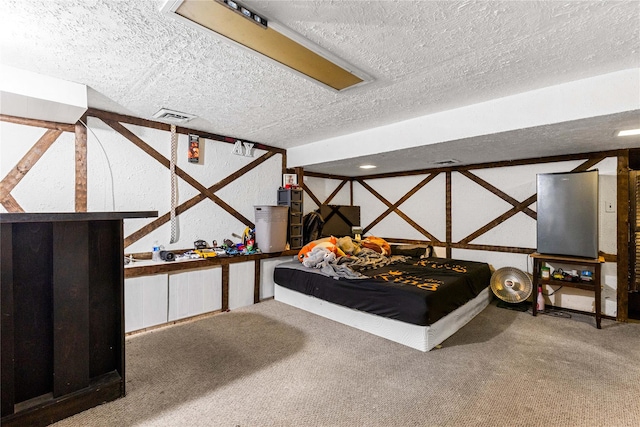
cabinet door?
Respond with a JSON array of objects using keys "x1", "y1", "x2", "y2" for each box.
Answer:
[
  {"x1": 124, "y1": 275, "x2": 168, "y2": 333},
  {"x1": 168, "y1": 268, "x2": 221, "y2": 321}
]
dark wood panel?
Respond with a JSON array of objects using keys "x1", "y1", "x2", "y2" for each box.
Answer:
[
  {"x1": 12, "y1": 223, "x2": 54, "y2": 403},
  {"x1": 0, "y1": 371, "x2": 122, "y2": 427},
  {"x1": 254, "y1": 260, "x2": 261, "y2": 304},
  {"x1": 1, "y1": 223, "x2": 15, "y2": 416},
  {"x1": 222, "y1": 264, "x2": 230, "y2": 311},
  {"x1": 0, "y1": 211, "x2": 157, "y2": 223},
  {"x1": 52, "y1": 222, "x2": 90, "y2": 397},
  {"x1": 618, "y1": 153, "x2": 630, "y2": 321},
  {"x1": 88, "y1": 221, "x2": 123, "y2": 379}
]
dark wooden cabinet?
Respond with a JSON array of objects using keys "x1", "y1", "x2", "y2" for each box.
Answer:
[
  {"x1": 530, "y1": 253, "x2": 603, "y2": 329},
  {"x1": 1, "y1": 211, "x2": 156, "y2": 426},
  {"x1": 278, "y1": 188, "x2": 303, "y2": 250}
]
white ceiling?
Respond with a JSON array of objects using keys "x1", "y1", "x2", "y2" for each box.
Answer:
[{"x1": 1, "y1": 0, "x2": 639, "y2": 176}]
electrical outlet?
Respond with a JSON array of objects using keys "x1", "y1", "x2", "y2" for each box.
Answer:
[{"x1": 605, "y1": 201, "x2": 615, "y2": 213}]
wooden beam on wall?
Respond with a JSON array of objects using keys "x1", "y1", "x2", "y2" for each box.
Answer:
[
  {"x1": 446, "y1": 171, "x2": 452, "y2": 258},
  {"x1": 617, "y1": 153, "x2": 630, "y2": 322},
  {"x1": 75, "y1": 119, "x2": 87, "y2": 212},
  {"x1": 87, "y1": 108, "x2": 285, "y2": 154},
  {"x1": 0, "y1": 128, "x2": 62, "y2": 212},
  {"x1": 0, "y1": 114, "x2": 75, "y2": 133},
  {"x1": 103, "y1": 119, "x2": 253, "y2": 230}
]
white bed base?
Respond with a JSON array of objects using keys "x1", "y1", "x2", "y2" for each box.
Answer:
[{"x1": 274, "y1": 284, "x2": 492, "y2": 352}]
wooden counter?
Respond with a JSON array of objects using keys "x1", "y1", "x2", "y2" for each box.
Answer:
[{"x1": 0, "y1": 211, "x2": 156, "y2": 426}]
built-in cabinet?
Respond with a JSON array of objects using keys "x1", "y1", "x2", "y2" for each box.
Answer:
[{"x1": 124, "y1": 257, "x2": 290, "y2": 333}]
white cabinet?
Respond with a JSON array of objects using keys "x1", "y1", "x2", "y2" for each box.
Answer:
[
  {"x1": 229, "y1": 262, "x2": 255, "y2": 310},
  {"x1": 168, "y1": 267, "x2": 222, "y2": 321},
  {"x1": 124, "y1": 274, "x2": 169, "y2": 333}
]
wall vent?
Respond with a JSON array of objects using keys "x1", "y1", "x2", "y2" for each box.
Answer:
[
  {"x1": 433, "y1": 159, "x2": 460, "y2": 165},
  {"x1": 152, "y1": 108, "x2": 196, "y2": 123}
]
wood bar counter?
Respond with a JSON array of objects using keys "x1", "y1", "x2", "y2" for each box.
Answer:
[{"x1": 1, "y1": 211, "x2": 157, "y2": 426}]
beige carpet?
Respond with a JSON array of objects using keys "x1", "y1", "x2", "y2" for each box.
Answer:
[{"x1": 53, "y1": 299, "x2": 640, "y2": 427}]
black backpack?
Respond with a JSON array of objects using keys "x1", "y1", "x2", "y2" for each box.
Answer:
[{"x1": 302, "y1": 211, "x2": 324, "y2": 244}]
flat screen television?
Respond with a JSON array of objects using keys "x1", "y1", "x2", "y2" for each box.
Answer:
[{"x1": 536, "y1": 170, "x2": 599, "y2": 259}]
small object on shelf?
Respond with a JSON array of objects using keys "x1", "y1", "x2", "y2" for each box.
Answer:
[
  {"x1": 541, "y1": 266, "x2": 550, "y2": 279},
  {"x1": 536, "y1": 286, "x2": 545, "y2": 312},
  {"x1": 581, "y1": 270, "x2": 593, "y2": 281},
  {"x1": 152, "y1": 242, "x2": 161, "y2": 261}
]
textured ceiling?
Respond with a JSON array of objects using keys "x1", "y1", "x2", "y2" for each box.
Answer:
[{"x1": 0, "y1": 0, "x2": 639, "y2": 176}]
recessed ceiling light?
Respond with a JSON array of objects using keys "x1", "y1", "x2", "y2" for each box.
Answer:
[
  {"x1": 162, "y1": 0, "x2": 371, "y2": 91},
  {"x1": 359, "y1": 164, "x2": 377, "y2": 169},
  {"x1": 618, "y1": 128, "x2": 640, "y2": 137}
]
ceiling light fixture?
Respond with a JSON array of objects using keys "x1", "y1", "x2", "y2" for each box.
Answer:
[
  {"x1": 359, "y1": 164, "x2": 377, "y2": 169},
  {"x1": 161, "y1": 0, "x2": 371, "y2": 91},
  {"x1": 618, "y1": 128, "x2": 640, "y2": 137},
  {"x1": 217, "y1": 0, "x2": 267, "y2": 28}
]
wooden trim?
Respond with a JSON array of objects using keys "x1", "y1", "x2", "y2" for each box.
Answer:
[
  {"x1": 350, "y1": 180, "x2": 354, "y2": 206},
  {"x1": 0, "y1": 128, "x2": 62, "y2": 212},
  {"x1": 0, "y1": 195, "x2": 24, "y2": 214},
  {"x1": 74, "y1": 120, "x2": 88, "y2": 212},
  {"x1": 124, "y1": 250, "x2": 298, "y2": 278},
  {"x1": 254, "y1": 260, "x2": 261, "y2": 304},
  {"x1": 459, "y1": 170, "x2": 536, "y2": 219},
  {"x1": 357, "y1": 179, "x2": 439, "y2": 242},
  {"x1": 618, "y1": 153, "x2": 630, "y2": 321},
  {"x1": 303, "y1": 170, "x2": 352, "y2": 181},
  {"x1": 364, "y1": 173, "x2": 437, "y2": 234},
  {"x1": 222, "y1": 264, "x2": 230, "y2": 311},
  {"x1": 0, "y1": 114, "x2": 75, "y2": 133},
  {"x1": 301, "y1": 182, "x2": 323, "y2": 208},
  {"x1": 457, "y1": 194, "x2": 537, "y2": 244},
  {"x1": 356, "y1": 150, "x2": 622, "y2": 180},
  {"x1": 1, "y1": 223, "x2": 15, "y2": 416},
  {"x1": 87, "y1": 108, "x2": 285, "y2": 154},
  {"x1": 446, "y1": 172, "x2": 452, "y2": 258},
  {"x1": 124, "y1": 151, "x2": 275, "y2": 247},
  {"x1": 103, "y1": 119, "x2": 254, "y2": 238},
  {"x1": 324, "y1": 179, "x2": 348, "y2": 205}
]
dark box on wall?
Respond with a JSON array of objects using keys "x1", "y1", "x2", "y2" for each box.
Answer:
[{"x1": 319, "y1": 205, "x2": 361, "y2": 238}]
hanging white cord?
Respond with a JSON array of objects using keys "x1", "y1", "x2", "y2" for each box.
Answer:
[{"x1": 169, "y1": 125, "x2": 179, "y2": 243}]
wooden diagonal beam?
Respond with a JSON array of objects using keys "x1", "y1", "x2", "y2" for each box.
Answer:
[
  {"x1": 324, "y1": 180, "x2": 348, "y2": 205},
  {"x1": 103, "y1": 119, "x2": 253, "y2": 229},
  {"x1": 124, "y1": 151, "x2": 276, "y2": 247},
  {"x1": 456, "y1": 157, "x2": 605, "y2": 245},
  {"x1": 301, "y1": 182, "x2": 322, "y2": 207},
  {"x1": 459, "y1": 170, "x2": 536, "y2": 219},
  {"x1": 0, "y1": 193, "x2": 24, "y2": 213},
  {"x1": 364, "y1": 173, "x2": 437, "y2": 233},
  {"x1": 357, "y1": 179, "x2": 440, "y2": 242},
  {"x1": 0, "y1": 128, "x2": 62, "y2": 201}
]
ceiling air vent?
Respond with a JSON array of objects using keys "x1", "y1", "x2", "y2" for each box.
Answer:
[
  {"x1": 152, "y1": 108, "x2": 196, "y2": 124},
  {"x1": 433, "y1": 159, "x2": 460, "y2": 166}
]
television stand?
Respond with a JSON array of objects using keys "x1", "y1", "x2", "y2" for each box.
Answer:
[{"x1": 530, "y1": 253, "x2": 603, "y2": 329}]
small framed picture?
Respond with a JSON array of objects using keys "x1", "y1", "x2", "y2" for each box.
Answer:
[{"x1": 282, "y1": 174, "x2": 297, "y2": 188}]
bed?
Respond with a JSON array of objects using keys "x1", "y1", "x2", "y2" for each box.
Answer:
[{"x1": 274, "y1": 254, "x2": 492, "y2": 352}]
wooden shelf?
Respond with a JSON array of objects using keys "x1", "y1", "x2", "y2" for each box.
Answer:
[{"x1": 530, "y1": 253, "x2": 603, "y2": 328}]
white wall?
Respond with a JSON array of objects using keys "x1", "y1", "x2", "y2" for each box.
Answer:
[
  {"x1": 305, "y1": 157, "x2": 619, "y2": 317},
  {"x1": 0, "y1": 117, "x2": 284, "y2": 254}
]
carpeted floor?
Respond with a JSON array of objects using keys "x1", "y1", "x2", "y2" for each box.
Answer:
[{"x1": 53, "y1": 299, "x2": 640, "y2": 427}]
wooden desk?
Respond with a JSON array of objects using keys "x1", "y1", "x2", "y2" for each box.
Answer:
[
  {"x1": 1, "y1": 211, "x2": 156, "y2": 427},
  {"x1": 530, "y1": 253, "x2": 603, "y2": 329}
]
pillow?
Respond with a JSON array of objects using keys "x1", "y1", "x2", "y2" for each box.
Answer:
[{"x1": 390, "y1": 244, "x2": 434, "y2": 258}]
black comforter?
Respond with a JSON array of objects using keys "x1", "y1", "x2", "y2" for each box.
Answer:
[{"x1": 274, "y1": 257, "x2": 492, "y2": 326}]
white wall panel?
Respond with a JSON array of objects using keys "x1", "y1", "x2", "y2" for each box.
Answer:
[
  {"x1": 168, "y1": 267, "x2": 222, "y2": 322},
  {"x1": 260, "y1": 257, "x2": 293, "y2": 300},
  {"x1": 124, "y1": 274, "x2": 168, "y2": 333},
  {"x1": 229, "y1": 262, "x2": 255, "y2": 310}
]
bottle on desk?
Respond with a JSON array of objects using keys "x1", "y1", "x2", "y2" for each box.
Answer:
[
  {"x1": 536, "y1": 285, "x2": 545, "y2": 312},
  {"x1": 152, "y1": 241, "x2": 161, "y2": 262}
]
